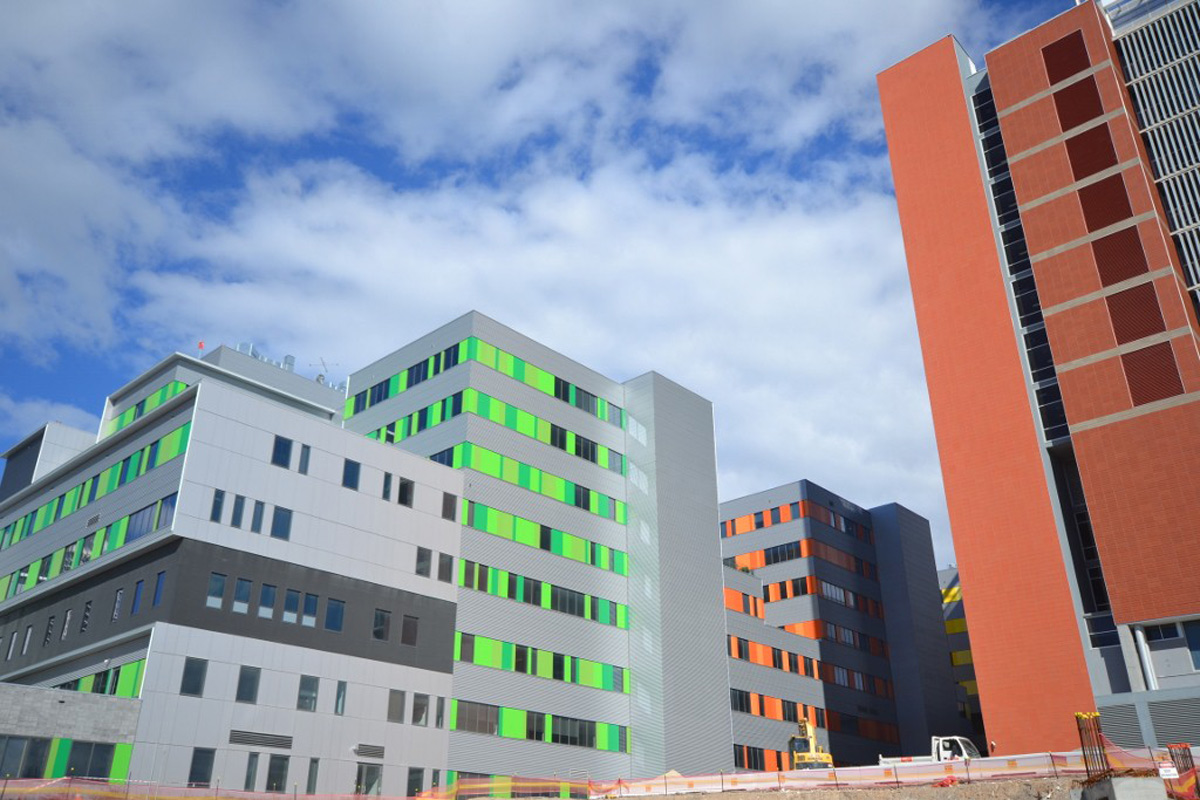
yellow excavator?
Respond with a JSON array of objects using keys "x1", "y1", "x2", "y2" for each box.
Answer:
[{"x1": 788, "y1": 719, "x2": 834, "y2": 770}]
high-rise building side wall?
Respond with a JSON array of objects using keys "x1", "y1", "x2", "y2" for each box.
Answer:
[
  {"x1": 879, "y1": 36, "x2": 1097, "y2": 754},
  {"x1": 986, "y1": 0, "x2": 1200, "y2": 627}
]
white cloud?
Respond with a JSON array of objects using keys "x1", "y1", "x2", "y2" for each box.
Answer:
[
  {"x1": 0, "y1": 0, "x2": 1068, "y2": 562},
  {"x1": 0, "y1": 393, "x2": 99, "y2": 444}
]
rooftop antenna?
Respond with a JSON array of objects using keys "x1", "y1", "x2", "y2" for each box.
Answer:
[{"x1": 310, "y1": 358, "x2": 342, "y2": 387}]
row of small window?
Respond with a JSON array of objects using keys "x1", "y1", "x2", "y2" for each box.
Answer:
[
  {"x1": 459, "y1": 632, "x2": 627, "y2": 691},
  {"x1": 823, "y1": 622, "x2": 888, "y2": 658},
  {"x1": 105, "y1": 380, "x2": 189, "y2": 436},
  {"x1": 727, "y1": 635, "x2": 894, "y2": 698},
  {"x1": 190, "y1": 749, "x2": 439, "y2": 796},
  {"x1": 55, "y1": 661, "x2": 136, "y2": 696},
  {"x1": 0, "y1": 422, "x2": 190, "y2": 552},
  {"x1": 4, "y1": 494, "x2": 175, "y2": 601},
  {"x1": 0, "y1": 736, "x2": 114, "y2": 781},
  {"x1": 724, "y1": 539, "x2": 877, "y2": 581},
  {"x1": 368, "y1": 388, "x2": 625, "y2": 477},
  {"x1": 719, "y1": 498, "x2": 873, "y2": 545},
  {"x1": 415, "y1": 548, "x2": 454, "y2": 582},
  {"x1": 210, "y1": 489, "x2": 292, "y2": 539},
  {"x1": 204, "y1": 573, "x2": 419, "y2": 645},
  {"x1": 459, "y1": 559, "x2": 627, "y2": 627},
  {"x1": 351, "y1": 341, "x2": 464, "y2": 415},
  {"x1": 762, "y1": 575, "x2": 885, "y2": 620},
  {"x1": 455, "y1": 700, "x2": 629, "y2": 752},
  {"x1": 729, "y1": 689, "x2": 824, "y2": 727},
  {"x1": 178, "y1": 656, "x2": 445, "y2": 727},
  {"x1": 4, "y1": 573, "x2": 167, "y2": 661},
  {"x1": 464, "y1": 501, "x2": 630, "y2": 575},
  {"x1": 277, "y1": 435, "x2": 453, "y2": 519}
]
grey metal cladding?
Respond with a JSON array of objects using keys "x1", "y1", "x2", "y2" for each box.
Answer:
[
  {"x1": 199, "y1": 346, "x2": 344, "y2": 411},
  {"x1": 348, "y1": 312, "x2": 479, "y2": 391},
  {"x1": 729, "y1": 606, "x2": 819, "y2": 653},
  {"x1": 1098, "y1": 703, "x2": 1144, "y2": 747},
  {"x1": 625, "y1": 372, "x2": 732, "y2": 775},
  {"x1": 723, "y1": 567, "x2": 763, "y2": 596},
  {"x1": 455, "y1": 591, "x2": 627, "y2": 665},
  {"x1": 461, "y1": 527, "x2": 627, "y2": 601},
  {"x1": 0, "y1": 540, "x2": 181, "y2": 678},
  {"x1": 721, "y1": 519, "x2": 806, "y2": 558},
  {"x1": 0, "y1": 402, "x2": 193, "y2": 533},
  {"x1": 727, "y1": 660, "x2": 827, "y2": 708},
  {"x1": 0, "y1": 459, "x2": 184, "y2": 592},
  {"x1": 719, "y1": 482, "x2": 803, "y2": 520},
  {"x1": 229, "y1": 730, "x2": 294, "y2": 749},
  {"x1": 452, "y1": 662, "x2": 629, "y2": 724},
  {"x1": 448, "y1": 730, "x2": 630, "y2": 781},
  {"x1": 168, "y1": 539, "x2": 456, "y2": 673},
  {"x1": 871, "y1": 503, "x2": 965, "y2": 750},
  {"x1": 0, "y1": 683, "x2": 140, "y2": 742}
]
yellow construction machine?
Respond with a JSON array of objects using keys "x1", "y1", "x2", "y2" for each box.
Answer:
[{"x1": 788, "y1": 719, "x2": 834, "y2": 770}]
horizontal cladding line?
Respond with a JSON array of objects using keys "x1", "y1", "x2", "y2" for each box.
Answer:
[
  {"x1": 1071, "y1": 389, "x2": 1200, "y2": 433},
  {"x1": 1042, "y1": 266, "x2": 1177, "y2": 316},
  {"x1": 1055, "y1": 326, "x2": 1192, "y2": 373},
  {"x1": 1018, "y1": 159, "x2": 1143, "y2": 212},
  {"x1": 1007, "y1": 110, "x2": 1125, "y2": 164},
  {"x1": 1030, "y1": 212, "x2": 1157, "y2": 262},
  {"x1": 997, "y1": 60, "x2": 1114, "y2": 118}
]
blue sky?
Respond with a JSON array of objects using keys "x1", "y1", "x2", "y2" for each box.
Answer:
[{"x1": 1, "y1": 0, "x2": 1070, "y2": 565}]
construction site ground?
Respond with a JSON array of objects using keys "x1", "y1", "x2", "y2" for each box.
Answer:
[{"x1": 620, "y1": 778, "x2": 1078, "y2": 800}]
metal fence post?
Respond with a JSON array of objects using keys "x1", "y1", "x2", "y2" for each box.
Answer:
[{"x1": 1049, "y1": 753, "x2": 1058, "y2": 779}]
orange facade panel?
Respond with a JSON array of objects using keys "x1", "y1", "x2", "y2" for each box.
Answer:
[
  {"x1": 1057, "y1": 356, "x2": 1132, "y2": 425},
  {"x1": 880, "y1": 36, "x2": 1095, "y2": 755},
  {"x1": 1045, "y1": 296, "x2": 1118, "y2": 365},
  {"x1": 1073, "y1": 401, "x2": 1200, "y2": 621}
]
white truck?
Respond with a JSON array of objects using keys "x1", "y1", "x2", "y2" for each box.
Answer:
[{"x1": 879, "y1": 736, "x2": 982, "y2": 766}]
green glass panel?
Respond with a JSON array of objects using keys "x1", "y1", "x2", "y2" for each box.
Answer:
[
  {"x1": 0, "y1": 574, "x2": 9, "y2": 598},
  {"x1": 110, "y1": 743, "x2": 134, "y2": 784},
  {"x1": 79, "y1": 675, "x2": 95, "y2": 693},
  {"x1": 46, "y1": 738, "x2": 71, "y2": 778},
  {"x1": 47, "y1": 549, "x2": 64, "y2": 579},
  {"x1": 449, "y1": 699, "x2": 459, "y2": 731},
  {"x1": 24, "y1": 560, "x2": 40, "y2": 590},
  {"x1": 536, "y1": 650, "x2": 552, "y2": 678},
  {"x1": 514, "y1": 519, "x2": 539, "y2": 548},
  {"x1": 617, "y1": 605, "x2": 629, "y2": 629},
  {"x1": 499, "y1": 707, "x2": 525, "y2": 740},
  {"x1": 115, "y1": 663, "x2": 139, "y2": 697}
]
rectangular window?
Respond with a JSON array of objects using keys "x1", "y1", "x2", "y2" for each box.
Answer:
[
  {"x1": 1144, "y1": 623, "x2": 1181, "y2": 641},
  {"x1": 306, "y1": 759, "x2": 319, "y2": 795},
  {"x1": 244, "y1": 752, "x2": 260, "y2": 792},
  {"x1": 335, "y1": 680, "x2": 347, "y2": 716},
  {"x1": 153, "y1": 571, "x2": 166, "y2": 606},
  {"x1": 437, "y1": 553, "x2": 453, "y2": 583},
  {"x1": 188, "y1": 748, "x2": 216, "y2": 788},
  {"x1": 180, "y1": 657, "x2": 208, "y2": 696},
  {"x1": 270, "y1": 507, "x2": 292, "y2": 540},
  {"x1": 157, "y1": 493, "x2": 177, "y2": 529},
  {"x1": 342, "y1": 459, "x2": 360, "y2": 490},
  {"x1": 382, "y1": 473, "x2": 392, "y2": 500},
  {"x1": 251, "y1": 501, "x2": 265, "y2": 534},
  {"x1": 231, "y1": 495, "x2": 246, "y2": 528},
  {"x1": 126, "y1": 503, "x2": 156, "y2": 543},
  {"x1": 111, "y1": 588, "x2": 124, "y2": 621},
  {"x1": 61, "y1": 609, "x2": 73, "y2": 640},
  {"x1": 397, "y1": 478, "x2": 414, "y2": 507},
  {"x1": 6, "y1": 630, "x2": 16, "y2": 660},
  {"x1": 407, "y1": 768, "x2": 424, "y2": 798},
  {"x1": 302, "y1": 593, "x2": 318, "y2": 627},
  {"x1": 42, "y1": 616, "x2": 55, "y2": 647},
  {"x1": 61, "y1": 542, "x2": 77, "y2": 574},
  {"x1": 325, "y1": 599, "x2": 345, "y2": 632},
  {"x1": 297, "y1": 675, "x2": 319, "y2": 711},
  {"x1": 442, "y1": 492, "x2": 457, "y2": 521},
  {"x1": 259, "y1": 584, "x2": 277, "y2": 619},
  {"x1": 388, "y1": 689, "x2": 406, "y2": 723},
  {"x1": 401, "y1": 615, "x2": 418, "y2": 646},
  {"x1": 412, "y1": 693, "x2": 429, "y2": 726},
  {"x1": 265, "y1": 755, "x2": 289, "y2": 793},
  {"x1": 80, "y1": 601, "x2": 91, "y2": 633},
  {"x1": 131, "y1": 580, "x2": 144, "y2": 615},
  {"x1": 1184, "y1": 620, "x2": 1200, "y2": 669},
  {"x1": 206, "y1": 573, "x2": 226, "y2": 609},
  {"x1": 233, "y1": 578, "x2": 252, "y2": 614},
  {"x1": 373, "y1": 609, "x2": 391, "y2": 640},
  {"x1": 416, "y1": 547, "x2": 432, "y2": 577},
  {"x1": 210, "y1": 489, "x2": 225, "y2": 523},
  {"x1": 298, "y1": 444, "x2": 311, "y2": 475},
  {"x1": 80, "y1": 533, "x2": 96, "y2": 565},
  {"x1": 460, "y1": 633, "x2": 475, "y2": 662},
  {"x1": 356, "y1": 763, "x2": 382, "y2": 796},
  {"x1": 237, "y1": 666, "x2": 261, "y2": 704},
  {"x1": 436, "y1": 696, "x2": 445, "y2": 729},
  {"x1": 271, "y1": 436, "x2": 293, "y2": 468},
  {"x1": 284, "y1": 589, "x2": 300, "y2": 623}
]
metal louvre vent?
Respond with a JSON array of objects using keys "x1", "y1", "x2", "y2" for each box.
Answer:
[
  {"x1": 1149, "y1": 697, "x2": 1200, "y2": 743},
  {"x1": 355, "y1": 744, "x2": 385, "y2": 759},
  {"x1": 229, "y1": 731, "x2": 292, "y2": 749},
  {"x1": 1099, "y1": 704, "x2": 1144, "y2": 748}
]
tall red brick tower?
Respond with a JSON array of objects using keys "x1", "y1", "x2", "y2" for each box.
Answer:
[{"x1": 879, "y1": 0, "x2": 1200, "y2": 754}]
